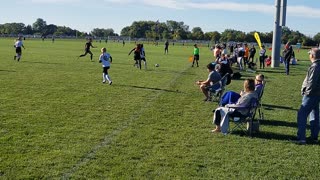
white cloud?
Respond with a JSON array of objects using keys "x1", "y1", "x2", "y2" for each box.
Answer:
[
  {"x1": 185, "y1": 2, "x2": 273, "y2": 14},
  {"x1": 287, "y1": 5, "x2": 320, "y2": 18},
  {"x1": 99, "y1": 0, "x2": 320, "y2": 18},
  {"x1": 142, "y1": 0, "x2": 185, "y2": 10},
  {"x1": 30, "y1": 0, "x2": 81, "y2": 3}
]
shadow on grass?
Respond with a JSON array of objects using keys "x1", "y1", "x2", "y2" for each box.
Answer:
[
  {"x1": 264, "y1": 104, "x2": 298, "y2": 111},
  {"x1": 254, "y1": 131, "x2": 296, "y2": 141},
  {"x1": 230, "y1": 130, "x2": 296, "y2": 141},
  {"x1": 117, "y1": 84, "x2": 183, "y2": 93},
  {"x1": 0, "y1": 70, "x2": 16, "y2": 73}
]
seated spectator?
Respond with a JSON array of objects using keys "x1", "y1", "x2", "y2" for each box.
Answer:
[
  {"x1": 212, "y1": 79, "x2": 258, "y2": 133},
  {"x1": 265, "y1": 55, "x2": 272, "y2": 67},
  {"x1": 196, "y1": 63, "x2": 221, "y2": 101},
  {"x1": 220, "y1": 74, "x2": 264, "y2": 106}
]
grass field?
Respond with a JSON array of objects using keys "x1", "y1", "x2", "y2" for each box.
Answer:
[{"x1": 1, "y1": 38, "x2": 320, "y2": 179}]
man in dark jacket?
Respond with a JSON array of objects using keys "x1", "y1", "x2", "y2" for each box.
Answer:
[
  {"x1": 283, "y1": 42, "x2": 293, "y2": 75},
  {"x1": 295, "y1": 48, "x2": 320, "y2": 144},
  {"x1": 249, "y1": 45, "x2": 256, "y2": 63}
]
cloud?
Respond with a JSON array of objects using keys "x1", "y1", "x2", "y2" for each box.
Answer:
[
  {"x1": 288, "y1": 5, "x2": 320, "y2": 18},
  {"x1": 185, "y1": 2, "x2": 273, "y2": 14},
  {"x1": 30, "y1": 0, "x2": 81, "y2": 3},
  {"x1": 142, "y1": 0, "x2": 185, "y2": 9},
  {"x1": 104, "y1": 0, "x2": 320, "y2": 18}
]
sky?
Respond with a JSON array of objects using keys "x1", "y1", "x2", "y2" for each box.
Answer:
[{"x1": 1, "y1": 0, "x2": 320, "y2": 37}]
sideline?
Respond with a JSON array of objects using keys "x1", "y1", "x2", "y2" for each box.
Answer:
[{"x1": 61, "y1": 64, "x2": 191, "y2": 178}]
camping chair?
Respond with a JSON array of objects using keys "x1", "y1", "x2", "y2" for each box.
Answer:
[
  {"x1": 209, "y1": 73, "x2": 229, "y2": 103},
  {"x1": 228, "y1": 98, "x2": 259, "y2": 137}
]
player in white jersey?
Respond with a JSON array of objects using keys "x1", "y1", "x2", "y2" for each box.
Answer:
[
  {"x1": 140, "y1": 44, "x2": 147, "y2": 70},
  {"x1": 99, "y1": 47, "x2": 113, "y2": 85},
  {"x1": 14, "y1": 37, "x2": 25, "y2": 62}
]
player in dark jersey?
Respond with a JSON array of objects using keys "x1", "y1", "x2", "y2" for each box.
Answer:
[{"x1": 79, "y1": 38, "x2": 96, "y2": 61}]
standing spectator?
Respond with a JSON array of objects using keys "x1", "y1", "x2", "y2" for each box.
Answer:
[
  {"x1": 213, "y1": 44, "x2": 221, "y2": 61},
  {"x1": 248, "y1": 45, "x2": 256, "y2": 63},
  {"x1": 283, "y1": 42, "x2": 293, "y2": 75},
  {"x1": 259, "y1": 45, "x2": 266, "y2": 69},
  {"x1": 14, "y1": 37, "x2": 25, "y2": 62},
  {"x1": 243, "y1": 43, "x2": 249, "y2": 68},
  {"x1": 295, "y1": 48, "x2": 320, "y2": 145},
  {"x1": 192, "y1": 44, "x2": 200, "y2": 67},
  {"x1": 79, "y1": 38, "x2": 96, "y2": 61},
  {"x1": 99, "y1": 47, "x2": 113, "y2": 85},
  {"x1": 164, "y1": 40, "x2": 169, "y2": 54},
  {"x1": 237, "y1": 43, "x2": 245, "y2": 70}
]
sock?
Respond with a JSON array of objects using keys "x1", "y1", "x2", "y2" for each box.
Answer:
[
  {"x1": 102, "y1": 73, "x2": 106, "y2": 82},
  {"x1": 105, "y1": 74, "x2": 111, "y2": 82}
]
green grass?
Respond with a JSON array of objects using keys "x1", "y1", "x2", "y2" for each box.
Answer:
[{"x1": 0, "y1": 38, "x2": 319, "y2": 179}]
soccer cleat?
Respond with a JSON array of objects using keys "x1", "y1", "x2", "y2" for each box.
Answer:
[
  {"x1": 109, "y1": 81, "x2": 112, "y2": 85},
  {"x1": 102, "y1": 80, "x2": 106, "y2": 84}
]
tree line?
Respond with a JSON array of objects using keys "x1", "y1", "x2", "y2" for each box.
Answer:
[{"x1": 1, "y1": 18, "x2": 320, "y2": 46}]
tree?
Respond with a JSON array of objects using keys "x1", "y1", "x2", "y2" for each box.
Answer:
[
  {"x1": 32, "y1": 18, "x2": 47, "y2": 34},
  {"x1": 91, "y1": 28, "x2": 116, "y2": 37},
  {"x1": 191, "y1": 27, "x2": 204, "y2": 40},
  {"x1": 23, "y1": 25, "x2": 33, "y2": 35},
  {"x1": 120, "y1": 26, "x2": 131, "y2": 36},
  {"x1": 313, "y1": 33, "x2": 320, "y2": 44},
  {"x1": 45, "y1": 24, "x2": 57, "y2": 35}
]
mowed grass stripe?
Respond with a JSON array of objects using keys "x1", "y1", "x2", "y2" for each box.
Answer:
[{"x1": 61, "y1": 61, "x2": 193, "y2": 178}]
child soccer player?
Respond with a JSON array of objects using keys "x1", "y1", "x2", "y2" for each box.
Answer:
[
  {"x1": 128, "y1": 44, "x2": 141, "y2": 68},
  {"x1": 14, "y1": 37, "x2": 25, "y2": 62},
  {"x1": 99, "y1": 47, "x2": 113, "y2": 85},
  {"x1": 79, "y1": 38, "x2": 96, "y2": 61},
  {"x1": 140, "y1": 44, "x2": 147, "y2": 70}
]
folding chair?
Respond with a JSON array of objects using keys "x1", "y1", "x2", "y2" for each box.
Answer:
[
  {"x1": 209, "y1": 73, "x2": 229, "y2": 103},
  {"x1": 228, "y1": 98, "x2": 259, "y2": 136}
]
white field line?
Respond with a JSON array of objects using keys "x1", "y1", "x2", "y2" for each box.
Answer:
[{"x1": 61, "y1": 65, "x2": 190, "y2": 179}]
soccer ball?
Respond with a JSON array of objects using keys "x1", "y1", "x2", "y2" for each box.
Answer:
[{"x1": 155, "y1": 64, "x2": 160, "y2": 67}]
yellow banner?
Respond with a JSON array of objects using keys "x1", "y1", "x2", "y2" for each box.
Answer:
[{"x1": 254, "y1": 32, "x2": 262, "y2": 50}]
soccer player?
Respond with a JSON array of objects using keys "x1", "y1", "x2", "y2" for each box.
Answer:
[
  {"x1": 140, "y1": 44, "x2": 147, "y2": 70},
  {"x1": 99, "y1": 47, "x2": 113, "y2": 85},
  {"x1": 14, "y1": 37, "x2": 25, "y2": 62},
  {"x1": 164, "y1": 40, "x2": 169, "y2": 54},
  {"x1": 128, "y1": 44, "x2": 141, "y2": 69},
  {"x1": 79, "y1": 38, "x2": 96, "y2": 61}
]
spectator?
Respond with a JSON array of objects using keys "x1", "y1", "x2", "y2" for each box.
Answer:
[
  {"x1": 212, "y1": 79, "x2": 258, "y2": 134},
  {"x1": 249, "y1": 45, "x2": 256, "y2": 63},
  {"x1": 196, "y1": 63, "x2": 221, "y2": 101},
  {"x1": 295, "y1": 48, "x2": 320, "y2": 145},
  {"x1": 283, "y1": 42, "x2": 293, "y2": 75}
]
